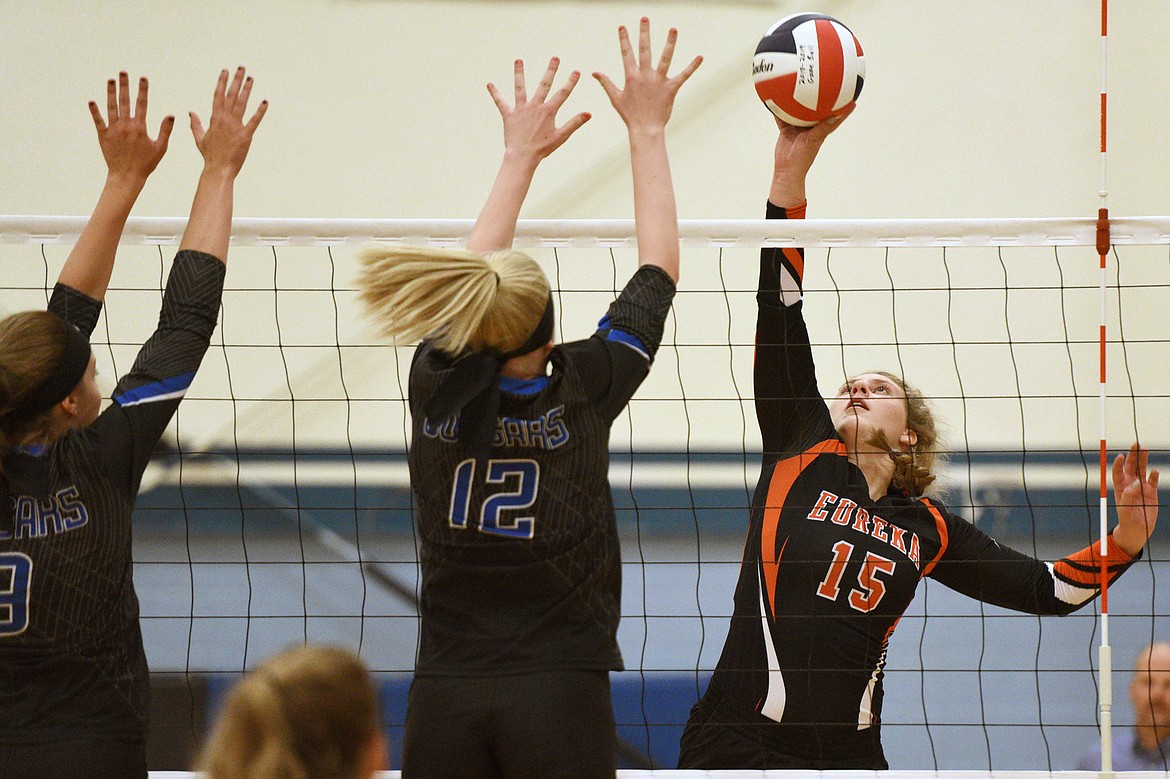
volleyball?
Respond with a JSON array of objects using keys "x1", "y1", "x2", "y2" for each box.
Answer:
[{"x1": 753, "y1": 13, "x2": 865, "y2": 127}]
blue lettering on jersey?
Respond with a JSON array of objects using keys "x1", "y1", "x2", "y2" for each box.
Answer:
[
  {"x1": 805, "y1": 488, "x2": 920, "y2": 571},
  {"x1": 422, "y1": 415, "x2": 460, "y2": 443},
  {"x1": 423, "y1": 408, "x2": 570, "y2": 451},
  {"x1": 8, "y1": 486, "x2": 89, "y2": 540},
  {"x1": 492, "y1": 406, "x2": 569, "y2": 451}
]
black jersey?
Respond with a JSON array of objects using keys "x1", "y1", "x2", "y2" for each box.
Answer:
[
  {"x1": 0, "y1": 251, "x2": 225, "y2": 745},
  {"x1": 407, "y1": 265, "x2": 675, "y2": 676},
  {"x1": 698, "y1": 202, "x2": 1136, "y2": 761}
]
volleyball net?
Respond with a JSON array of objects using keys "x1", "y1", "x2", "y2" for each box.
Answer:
[{"x1": 2, "y1": 215, "x2": 1168, "y2": 773}]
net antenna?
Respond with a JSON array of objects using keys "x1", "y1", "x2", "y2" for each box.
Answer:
[{"x1": 1095, "y1": 2, "x2": 1115, "y2": 776}]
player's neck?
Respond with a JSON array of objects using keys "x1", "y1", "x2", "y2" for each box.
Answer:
[{"x1": 849, "y1": 448, "x2": 895, "y2": 501}]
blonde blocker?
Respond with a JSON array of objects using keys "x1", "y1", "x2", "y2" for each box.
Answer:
[
  {"x1": 0, "y1": 311, "x2": 73, "y2": 463},
  {"x1": 866, "y1": 370, "x2": 942, "y2": 497},
  {"x1": 197, "y1": 645, "x2": 380, "y2": 779},
  {"x1": 358, "y1": 246, "x2": 551, "y2": 356}
]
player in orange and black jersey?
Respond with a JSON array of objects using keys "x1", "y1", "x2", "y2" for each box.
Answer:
[
  {"x1": 0, "y1": 69, "x2": 265, "y2": 779},
  {"x1": 358, "y1": 21, "x2": 700, "y2": 779},
  {"x1": 677, "y1": 110, "x2": 1161, "y2": 770}
]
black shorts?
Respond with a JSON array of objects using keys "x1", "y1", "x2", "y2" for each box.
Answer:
[
  {"x1": 677, "y1": 688, "x2": 887, "y2": 770},
  {"x1": 0, "y1": 737, "x2": 146, "y2": 779},
  {"x1": 403, "y1": 669, "x2": 616, "y2": 779}
]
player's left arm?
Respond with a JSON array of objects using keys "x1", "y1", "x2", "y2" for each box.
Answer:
[
  {"x1": 56, "y1": 73, "x2": 173, "y2": 303},
  {"x1": 466, "y1": 58, "x2": 590, "y2": 254},
  {"x1": 927, "y1": 495, "x2": 1144, "y2": 616}
]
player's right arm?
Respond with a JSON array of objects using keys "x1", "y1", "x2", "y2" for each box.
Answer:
[
  {"x1": 50, "y1": 73, "x2": 173, "y2": 334},
  {"x1": 755, "y1": 112, "x2": 851, "y2": 454},
  {"x1": 466, "y1": 58, "x2": 590, "y2": 254}
]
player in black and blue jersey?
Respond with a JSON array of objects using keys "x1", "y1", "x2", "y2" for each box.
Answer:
[
  {"x1": 677, "y1": 110, "x2": 1161, "y2": 770},
  {"x1": 358, "y1": 20, "x2": 700, "y2": 779},
  {"x1": 0, "y1": 68, "x2": 266, "y2": 779}
]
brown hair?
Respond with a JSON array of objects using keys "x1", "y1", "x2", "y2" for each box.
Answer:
[
  {"x1": 357, "y1": 246, "x2": 551, "y2": 355},
  {"x1": 864, "y1": 370, "x2": 941, "y2": 497},
  {"x1": 197, "y1": 645, "x2": 381, "y2": 779},
  {"x1": 0, "y1": 311, "x2": 74, "y2": 461}
]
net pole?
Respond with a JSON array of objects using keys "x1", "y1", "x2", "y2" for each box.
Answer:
[{"x1": 1096, "y1": 1, "x2": 1114, "y2": 776}]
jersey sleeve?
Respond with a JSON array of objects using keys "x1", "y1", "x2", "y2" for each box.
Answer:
[
  {"x1": 925, "y1": 500, "x2": 1138, "y2": 615},
  {"x1": 755, "y1": 200, "x2": 837, "y2": 455},
  {"x1": 47, "y1": 284, "x2": 103, "y2": 338},
  {"x1": 561, "y1": 264, "x2": 676, "y2": 422},
  {"x1": 89, "y1": 250, "x2": 226, "y2": 491}
]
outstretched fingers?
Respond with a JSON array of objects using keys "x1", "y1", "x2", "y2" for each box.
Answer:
[
  {"x1": 657, "y1": 27, "x2": 677, "y2": 76},
  {"x1": 117, "y1": 71, "x2": 131, "y2": 121},
  {"x1": 638, "y1": 17, "x2": 652, "y2": 71},
  {"x1": 89, "y1": 99, "x2": 107, "y2": 133},
  {"x1": 547, "y1": 67, "x2": 580, "y2": 110},
  {"x1": 532, "y1": 57, "x2": 559, "y2": 104},
  {"x1": 245, "y1": 99, "x2": 268, "y2": 133},
  {"x1": 513, "y1": 58, "x2": 527, "y2": 106}
]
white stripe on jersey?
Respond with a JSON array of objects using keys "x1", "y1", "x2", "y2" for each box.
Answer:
[
  {"x1": 780, "y1": 266, "x2": 803, "y2": 307},
  {"x1": 758, "y1": 566, "x2": 788, "y2": 722},
  {"x1": 1047, "y1": 561, "x2": 1099, "y2": 606}
]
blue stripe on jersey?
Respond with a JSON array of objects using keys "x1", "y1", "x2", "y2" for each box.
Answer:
[
  {"x1": 499, "y1": 375, "x2": 549, "y2": 396},
  {"x1": 605, "y1": 329, "x2": 649, "y2": 359},
  {"x1": 114, "y1": 371, "x2": 196, "y2": 407},
  {"x1": 597, "y1": 315, "x2": 650, "y2": 359}
]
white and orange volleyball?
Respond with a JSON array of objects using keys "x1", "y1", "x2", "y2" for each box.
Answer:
[{"x1": 753, "y1": 13, "x2": 865, "y2": 126}]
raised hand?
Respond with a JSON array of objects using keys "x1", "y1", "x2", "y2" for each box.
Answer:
[
  {"x1": 593, "y1": 18, "x2": 702, "y2": 134},
  {"x1": 88, "y1": 72, "x2": 174, "y2": 183},
  {"x1": 189, "y1": 67, "x2": 267, "y2": 177},
  {"x1": 487, "y1": 57, "x2": 590, "y2": 163},
  {"x1": 770, "y1": 105, "x2": 854, "y2": 207},
  {"x1": 1112, "y1": 442, "x2": 1160, "y2": 556}
]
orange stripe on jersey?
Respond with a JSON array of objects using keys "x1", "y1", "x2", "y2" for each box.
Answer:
[
  {"x1": 782, "y1": 246, "x2": 805, "y2": 283},
  {"x1": 1053, "y1": 535, "x2": 1132, "y2": 586},
  {"x1": 781, "y1": 201, "x2": 806, "y2": 283},
  {"x1": 917, "y1": 498, "x2": 950, "y2": 578},
  {"x1": 761, "y1": 439, "x2": 846, "y2": 607}
]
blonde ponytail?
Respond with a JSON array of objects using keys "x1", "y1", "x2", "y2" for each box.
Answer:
[{"x1": 358, "y1": 246, "x2": 550, "y2": 355}]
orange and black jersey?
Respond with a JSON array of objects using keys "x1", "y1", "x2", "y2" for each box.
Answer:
[
  {"x1": 407, "y1": 265, "x2": 675, "y2": 677},
  {"x1": 0, "y1": 251, "x2": 225, "y2": 746},
  {"x1": 701, "y1": 202, "x2": 1136, "y2": 754}
]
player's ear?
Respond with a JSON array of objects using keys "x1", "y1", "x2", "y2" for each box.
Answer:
[{"x1": 899, "y1": 430, "x2": 918, "y2": 449}]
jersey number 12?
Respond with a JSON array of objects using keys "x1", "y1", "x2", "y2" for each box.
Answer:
[{"x1": 448, "y1": 458, "x2": 539, "y2": 539}]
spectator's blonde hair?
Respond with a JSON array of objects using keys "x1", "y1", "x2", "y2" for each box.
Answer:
[
  {"x1": 197, "y1": 645, "x2": 381, "y2": 779},
  {"x1": 358, "y1": 246, "x2": 551, "y2": 356}
]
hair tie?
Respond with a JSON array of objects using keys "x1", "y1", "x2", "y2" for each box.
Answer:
[{"x1": 423, "y1": 293, "x2": 555, "y2": 459}]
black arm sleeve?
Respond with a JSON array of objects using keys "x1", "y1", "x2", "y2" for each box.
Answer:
[
  {"x1": 755, "y1": 201, "x2": 836, "y2": 456},
  {"x1": 562, "y1": 264, "x2": 676, "y2": 422},
  {"x1": 928, "y1": 502, "x2": 1138, "y2": 615},
  {"x1": 47, "y1": 285, "x2": 103, "y2": 338},
  {"x1": 90, "y1": 250, "x2": 226, "y2": 491}
]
